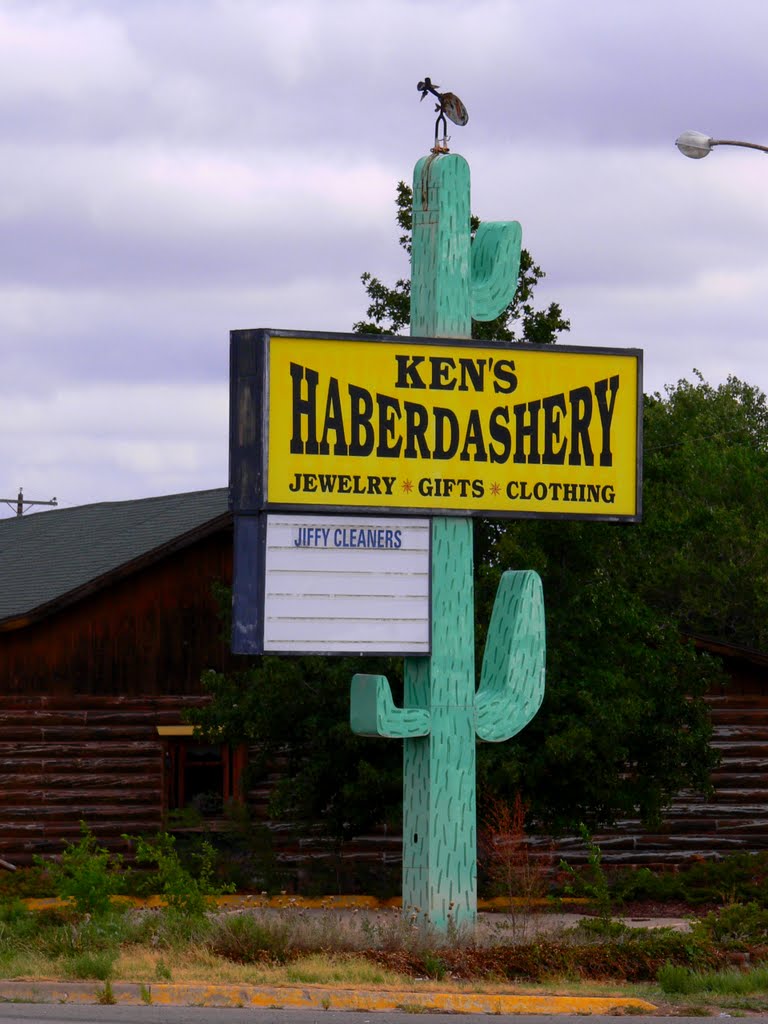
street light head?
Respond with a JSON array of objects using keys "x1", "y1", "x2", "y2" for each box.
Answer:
[{"x1": 675, "y1": 130, "x2": 714, "y2": 159}]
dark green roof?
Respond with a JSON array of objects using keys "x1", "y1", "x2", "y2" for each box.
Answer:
[{"x1": 0, "y1": 488, "x2": 229, "y2": 625}]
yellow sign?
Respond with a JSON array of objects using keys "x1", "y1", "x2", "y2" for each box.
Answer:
[{"x1": 260, "y1": 332, "x2": 641, "y2": 520}]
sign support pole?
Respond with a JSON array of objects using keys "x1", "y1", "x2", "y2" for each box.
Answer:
[
  {"x1": 405, "y1": 152, "x2": 526, "y2": 929},
  {"x1": 348, "y1": 152, "x2": 548, "y2": 932},
  {"x1": 404, "y1": 153, "x2": 479, "y2": 930}
]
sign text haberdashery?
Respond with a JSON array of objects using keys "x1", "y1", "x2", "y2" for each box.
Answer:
[{"x1": 235, "y1": 330, "x2": 642, "y2": 520}]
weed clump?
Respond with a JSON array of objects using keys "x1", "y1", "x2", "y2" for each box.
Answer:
[
  {"x1": 206, "y1": 912, "x2": 292, "y2": 964},
  {"x1": 559, "y1": 823, "x2": 614, "y2": 928},
  {"x1": 34, "y1": 823, "x2": 124, "y2": 917},
  {"x1": 691, "y1": 901, "x2": 768, "y2": 948},
  {"x1": 478, "y1": 791, "x2": 554, "y2": 937},
  {"x1": 126, "y1": 831, "x2": 234, "y2": 918}
]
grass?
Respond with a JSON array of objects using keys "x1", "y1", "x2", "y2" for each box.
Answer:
[
  {"x1": 0, "y1": 932, "x2": 650, "y2": 999},
  {"x1": 283, "y1": 955, "x2": 397, "y2": 986},
  {"x1": 62, "y1": 951, "x2": 115, "y2": 981},
  {"x1": 96, "y1": 980, "x2": 116, "y2": 1005},
  {"x1": 112, "y1": 945, "x2": 418, "y2": 989},
  {"x1": 3, "y1": 900, "x2": 768, "y2": 1016},
  {"x1": 659, "y1": 962, "x2": 768, "y2": 996}
]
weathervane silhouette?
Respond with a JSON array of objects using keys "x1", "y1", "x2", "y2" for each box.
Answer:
[{"x1": 417, "y1": 77, "x2": 468, "y2": 153}]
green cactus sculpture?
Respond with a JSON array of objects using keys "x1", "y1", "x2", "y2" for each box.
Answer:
[{"x1": 350, "y1": 153, "x2": 545, "y2": 930}]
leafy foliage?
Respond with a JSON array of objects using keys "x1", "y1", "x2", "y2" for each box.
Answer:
[
  {"x1": 639, "y1": 372, "x2": 768, "y2": 649},
  {"x1": 692, "y1": 902, "x2": 768, "y2": 948},
  {"x1": 35, "y1": 822, "x2": 123, "y2": 917},
  {"x1": 195, "y1": 185, "x2": 768, "y2": 851},
  {"x1": 190, "y1": 656, "x2": 405, "y2": 843},
  {"x1": 474, "y1": 511, "x2": 721, "y2": 829},
  {"x1": 559, "y1": 824, "x2": 614, "y2": 927},
  {"x1": 127, "y1": 831, "x2": 234, "y2": 918}
]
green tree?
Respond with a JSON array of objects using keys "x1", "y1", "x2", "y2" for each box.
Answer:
[
  {"x1": 190, "y1": 654, "x2": 405, "y2": 843},
  {"x1": 351, "y1": 181, "x2": 721, "y2": 828},
  {"x1": 196, "y1": 187, "x2": 767, "y2": 848},
  {"x1": 474, "y1": 513, "x2": 721, "y2": 830},
  {"x1": 637, "y1": 372, "x2": 768, "y2": 649},
  {"x1": 475, "y1": 372, "x2": 768, "y2": 829}
]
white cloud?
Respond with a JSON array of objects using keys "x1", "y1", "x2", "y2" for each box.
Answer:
[
  {"x1": 2, "y1": 0, "x2": 768, "y2": 510},
  {"x1": 0, "y1": 381, "x2": 227, "y2": 515},
  {"x1": 0, "y1": 6, "x2": 144, "y2": 102}
]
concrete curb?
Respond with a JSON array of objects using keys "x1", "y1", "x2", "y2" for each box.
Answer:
[{"x1": 0, "y1": 980, "x2": 657, "y2": 1014}]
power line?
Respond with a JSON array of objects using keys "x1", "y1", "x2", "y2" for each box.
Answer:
[{"x1": 1, "y1": 488, "x2": 58, "y2": 517}]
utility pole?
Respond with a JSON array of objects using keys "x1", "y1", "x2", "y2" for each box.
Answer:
[{"x1": 1, "y1": 488, "x2": 58, "y2": 517}]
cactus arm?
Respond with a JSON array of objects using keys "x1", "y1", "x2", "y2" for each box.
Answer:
[
  {"x1": 475, "y1": 570, "x2": 546, "y2": 743},
  {"x1": 350, "y1": 674, "x2": 431, "y2": 738},
  {"x1": 470, "y1": 221, "x2": 523, "y2": 322}
]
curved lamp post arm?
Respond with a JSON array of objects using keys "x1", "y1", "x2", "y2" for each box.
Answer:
[{"x1": 676, "y1": 129, "x2": 768, "y2": 159}]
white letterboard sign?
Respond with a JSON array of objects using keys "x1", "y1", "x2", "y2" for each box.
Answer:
[{"x1": 262, "y1": 514, "x2": 431, "y2": 654}]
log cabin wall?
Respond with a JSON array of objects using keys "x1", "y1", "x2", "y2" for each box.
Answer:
[
  {"x1": 0, "y1": 694, "x2": 209, "y2": 866},
  {"x1": 2, "y1": 501, "x2": 768, "y2": 875},
  {"x1": 0, "y1": 526, "x2": 234, "y2": 866}
]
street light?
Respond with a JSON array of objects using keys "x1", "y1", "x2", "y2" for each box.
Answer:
[{"x1": 676, "y1": 129, "x2": 768, "y2": 159}]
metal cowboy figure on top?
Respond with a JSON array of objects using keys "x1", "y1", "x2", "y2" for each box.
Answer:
[
  {"x1": 350, "y1": 80, "x2": 545, "y2": 932},
  {"x1": 417, "y1": 76, "x2": 469, "y2": 153}
]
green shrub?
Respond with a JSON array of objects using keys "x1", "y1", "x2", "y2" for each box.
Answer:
[
  {"x1": 31, "y1": 910, "x2": 129, "y2": 959},
  {"x1": 97, "y1": 980, "x2": 116, "y2": 1005},
  {"x1": 126, "y1": 906, "x2": 212, "y2": 950},
  {"x1": 126, "y1": 832, "x2": 234, "y2": 918},
  {"x1": 559, "y1": 824, "x2": 614, "y2": 925},
  {"x1": 0, "y1": 866, "x2": 53, "y2": 900},
  {"x1": 35, "y1": 823, "x2": 123, "y2": 917},
  {"x1": 662, "y1": 852, "x2": 768, "y2": 907},
  {"x1": 657, "y1": 962, "x2": 698, "y2": 994},
  {"x1": 557, "y1": 850, "x2": 768, "y2": 909},
  {"x1": 571, "y1": 917, "x2": 629, "y2": 939},
  {"x1": 0, "y1": 899, "x2": 38, "y2": 953},
  {"x1": 692, "y1": 901, "x2": 768, "y2": 947},
  {"x1": 422, "y1": 952, "x2": 447, "y2": 980},
  {"x1": 610, "y1": 865, "x2": 683, "y2": 904},
  {"x1": 0, "y1": 898, "x2": 32, "y2": 927},
  {"x1": 155, "y1": 959, "x2": 173, "y2": 981}
]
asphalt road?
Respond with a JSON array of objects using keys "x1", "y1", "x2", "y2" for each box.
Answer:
[{"x1": 0, "y1": 1008, "x2": 723, "y2": 1024}]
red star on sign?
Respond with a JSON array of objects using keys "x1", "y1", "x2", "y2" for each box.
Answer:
[
  {"x1": 402, "y1": 479, "x2": 413, "y2": 493},
  {"x1": 490, "y1": 482, "x2": 501, "y2": 496}
]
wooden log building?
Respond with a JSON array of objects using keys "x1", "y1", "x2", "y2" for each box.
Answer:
[
  {"x1": 1, "y1": 488, "x2": 767, "y2": 874},
  {"x1": 0, "y1": 489, "x2": 236, "y2": 866}
]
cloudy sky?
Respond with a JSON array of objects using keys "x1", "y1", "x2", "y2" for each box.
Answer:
[{"x1": 2, "y1": 0, "x2": 767, "y2": 516}]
